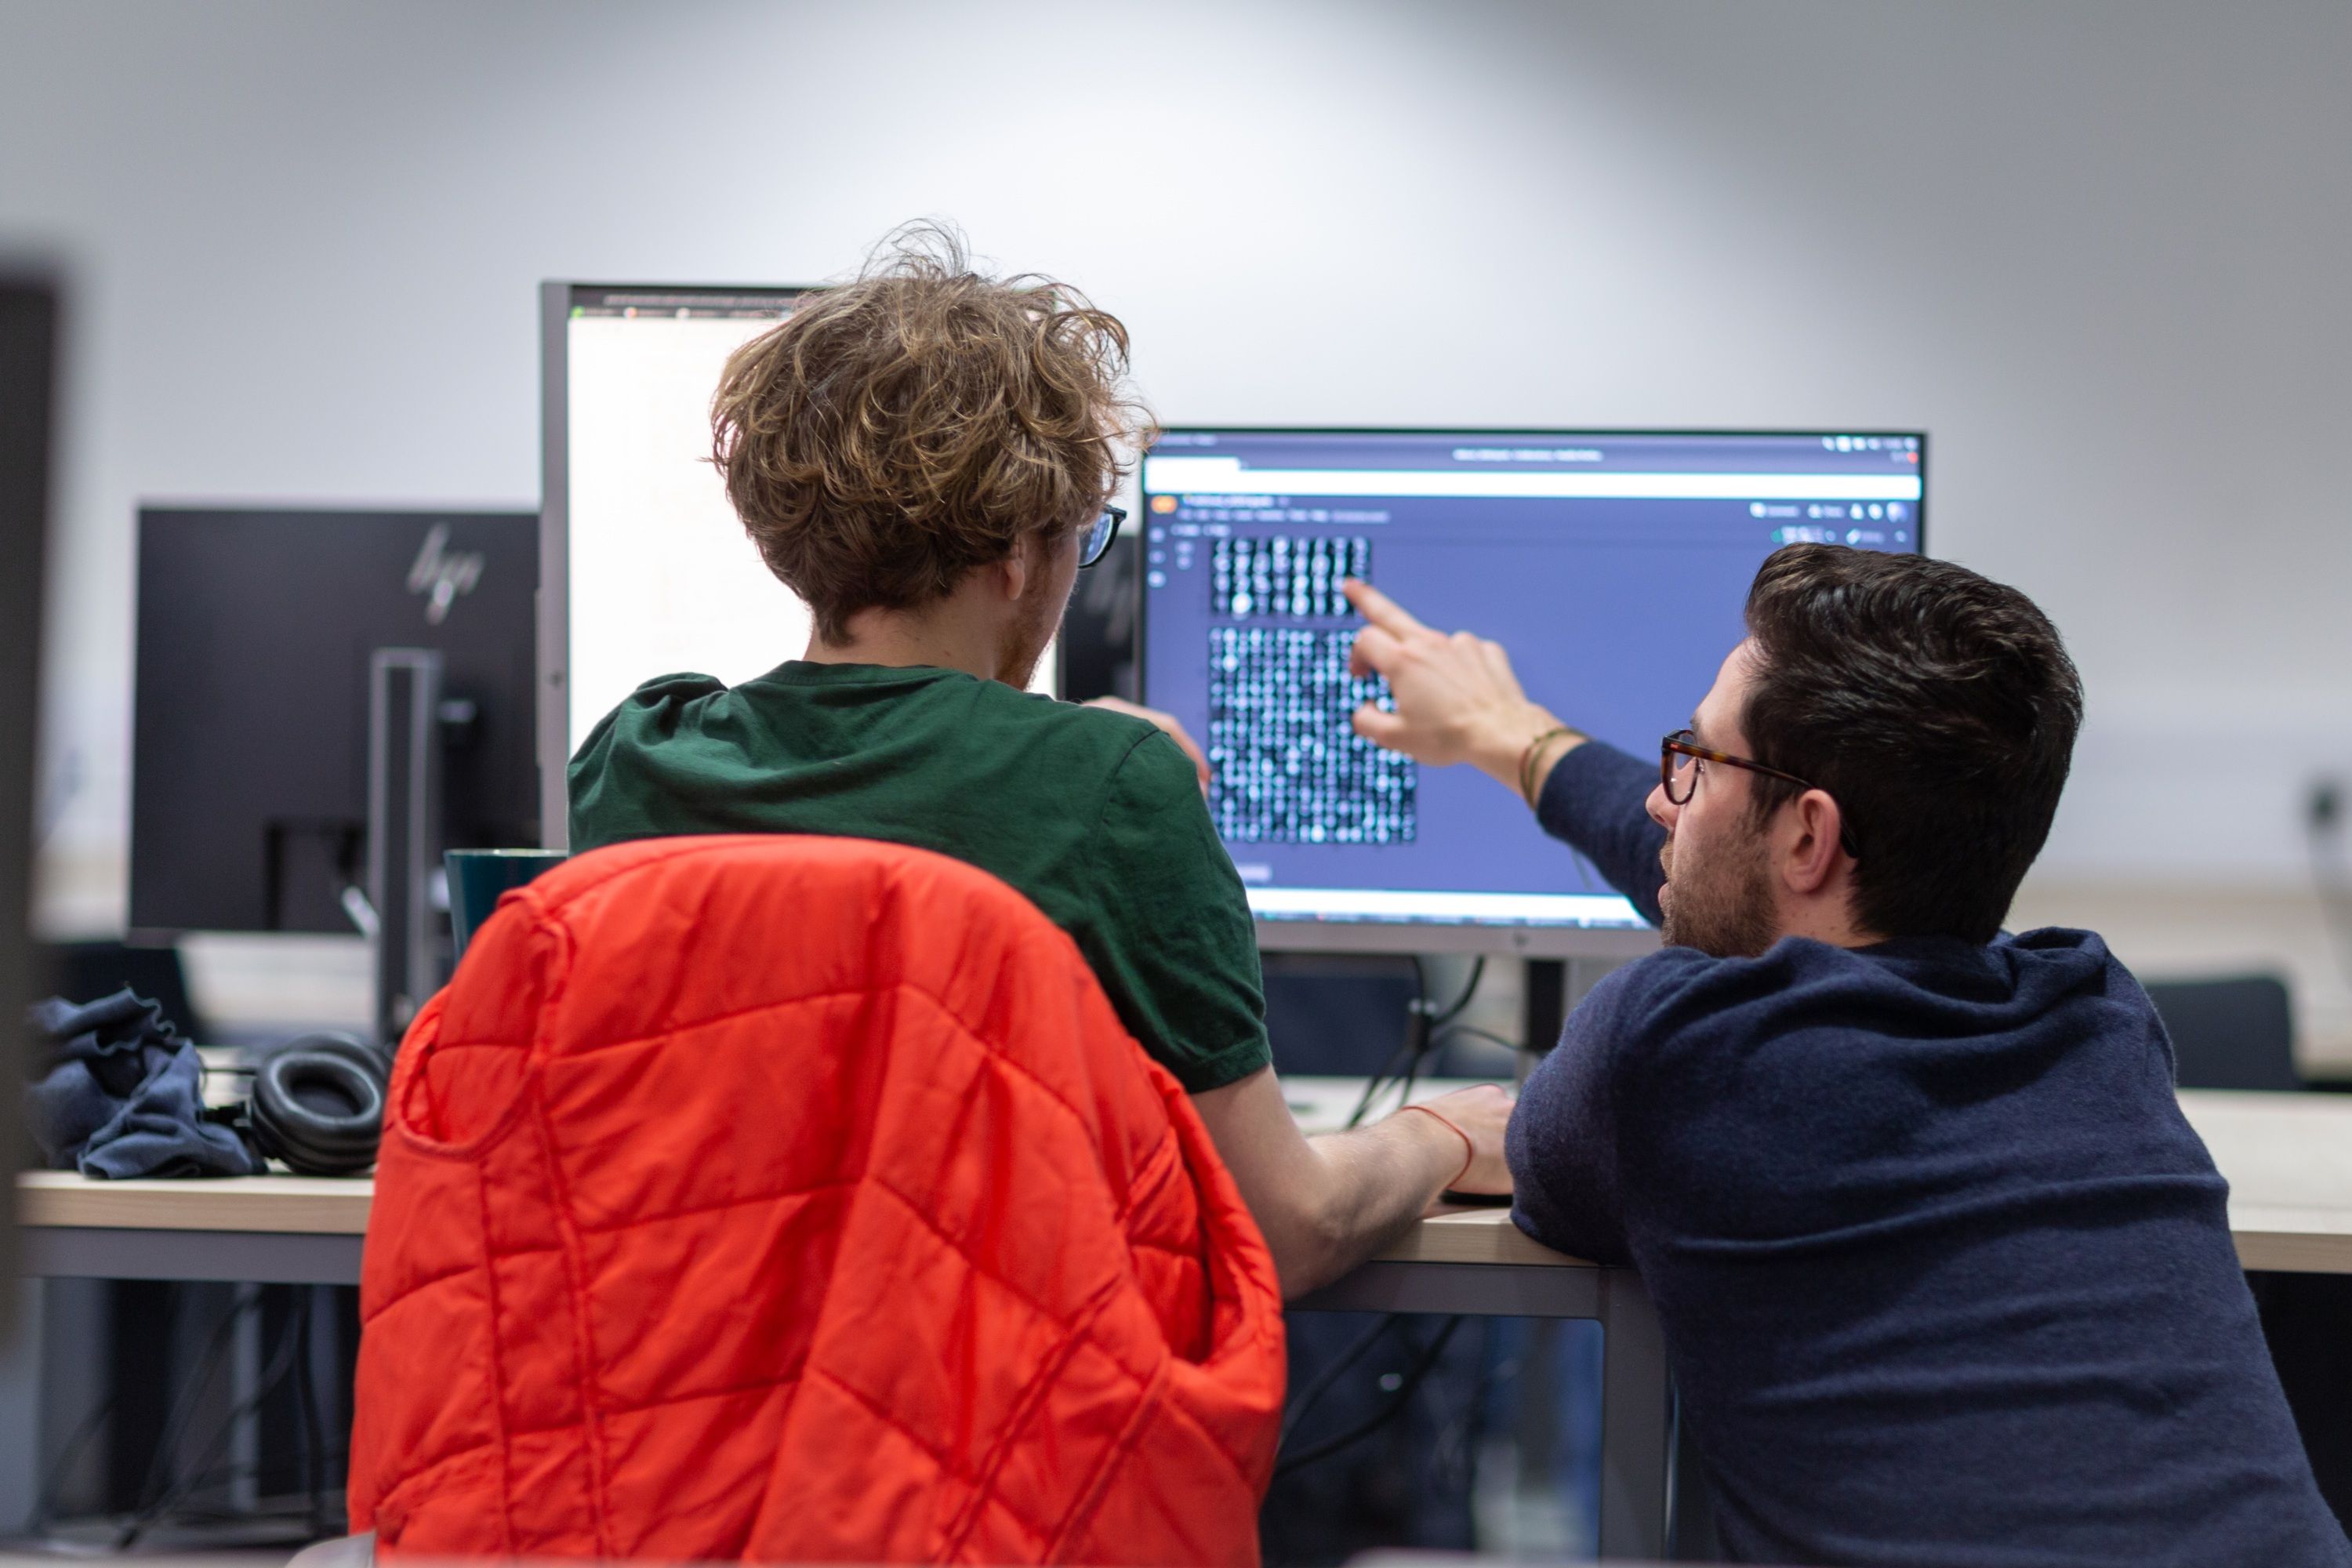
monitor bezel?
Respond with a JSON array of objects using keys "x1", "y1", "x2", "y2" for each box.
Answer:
[
  {"x1": 1136, "y1": 425, "x2": 1929, "y2": 957},
  {"x1": 538, "y1": 281, "x2": 817, "y2": 849}
]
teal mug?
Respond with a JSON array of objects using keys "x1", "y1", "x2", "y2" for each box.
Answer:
[{"x1": 445, "y1": 849, "x2": 568, "y2": 959}]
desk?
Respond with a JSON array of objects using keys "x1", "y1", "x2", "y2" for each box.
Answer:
[
  {"x1": 12, "y1": 1079, "x2": 1686, "y2": 1555},
  {"x1": 2170, "y1": 1090, "x2": 2352, "y2": 1273},
  {"x1": 17, "y1": 1085, "x2": 2352, "y2": 1560},
  {"x1": 1281, "y1": 1077, "x2": 1679, "y2": 1553},
  {"x1": 17, "y1": 1172, "x2": 368, "y2": 1284}
]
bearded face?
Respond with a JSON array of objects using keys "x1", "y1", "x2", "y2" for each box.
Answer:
[{"x1": 1658, "y1": 805, "x2": 1780, "y2": 959}]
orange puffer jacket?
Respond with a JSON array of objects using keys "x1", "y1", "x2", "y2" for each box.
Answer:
[{"x1": 349, "y1": 835, "x2": 1287, "y2": 1563}]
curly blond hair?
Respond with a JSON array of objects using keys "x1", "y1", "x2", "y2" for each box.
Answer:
[{"x1": 710, "y1": 224, "x2": 1156, "y2": 643}]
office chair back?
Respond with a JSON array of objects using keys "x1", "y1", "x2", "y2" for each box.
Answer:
[
  {"x1": 2142, "y1": 974, "x2": 2302, "y2": 1092},
  {"x1": 350, "y1": 834, "x2": 1284, "y2": 1564}
]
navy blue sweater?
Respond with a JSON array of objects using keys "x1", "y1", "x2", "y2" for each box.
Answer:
[{"x1": 1512, "y1": 739, "x2": 2350, "y2": 1566}]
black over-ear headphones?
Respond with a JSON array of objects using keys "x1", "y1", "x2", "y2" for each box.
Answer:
[{"x1": 207, "y1": 1033, "x2": 390, "y2": 1176}]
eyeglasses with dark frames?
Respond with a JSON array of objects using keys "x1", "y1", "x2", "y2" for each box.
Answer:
[
  {"x1": 1077, "y1": 506, "x2": 1124, "y2": 568},
  {"x1": 1661, "y1": 729, "x2": 1862, "y2": 860}
]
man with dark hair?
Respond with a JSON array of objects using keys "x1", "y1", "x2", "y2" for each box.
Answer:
[
  {"x1": 568, "y1": 232, "x2": 1511, "y2": 1297},
  {"x1": 1346, "y1": 546, "x2": 2349, "y2": 1565}
]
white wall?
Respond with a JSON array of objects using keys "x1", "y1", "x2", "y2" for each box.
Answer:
[{"x1": 5, "y1": 0, "x2": 2349, "y2": 927}]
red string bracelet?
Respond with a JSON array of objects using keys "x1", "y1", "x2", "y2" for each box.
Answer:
[{"x1": 1399, "y1": 1103, "x2": 1475, "y2": 1189}]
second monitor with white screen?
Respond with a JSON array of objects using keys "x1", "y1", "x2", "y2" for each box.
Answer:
[
  {"x1": 1137, "y1": 429, "x2": 1926, "y2": 956},
  {"x1": 539, "y1": 282, "x2": 1054, "y2": 844}
]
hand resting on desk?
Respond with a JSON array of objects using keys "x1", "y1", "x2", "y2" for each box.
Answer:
[{"x1": 1193, "y1": 1069, "x2": 1513, "y2": 1297}]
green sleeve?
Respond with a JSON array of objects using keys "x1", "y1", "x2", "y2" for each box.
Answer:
[{"x1": 1083, "y1": 730, "x2": 1272, "y2": 1093}]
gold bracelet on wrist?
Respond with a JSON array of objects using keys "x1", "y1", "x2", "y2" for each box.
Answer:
[{"x1": 1517, "y1": 724, "x2": 1576, "y2": 806}]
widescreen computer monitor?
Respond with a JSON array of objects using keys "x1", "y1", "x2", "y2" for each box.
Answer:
[
  {"x1": 539, "y1": 283, "x2": 1069, "y2": 847},
  {"x1": 129, "y1": 507, "x2": 539, "y2": 938},
  {"x1": 1138, "y1": 429, "x2": 1926, "y2": 956}
]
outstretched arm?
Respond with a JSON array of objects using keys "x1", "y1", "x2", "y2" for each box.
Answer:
[
  {"x1": 1341, "y1": 579, "x2": 1666, "y2": 921},
  {"x1": 1342, "y1": 579, "x2": 1588, "y2": 802}
]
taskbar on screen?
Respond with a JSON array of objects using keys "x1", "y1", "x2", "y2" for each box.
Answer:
[{"x1": 1246, "y1": 887, "x2": 1647, "y2": 929}]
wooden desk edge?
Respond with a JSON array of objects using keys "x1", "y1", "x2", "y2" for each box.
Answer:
[
  {"x1": 1374, "y1": 1204, "x2": 1595, "y2": 1269},
  {"x1": 16, "y1": 1171, "x2": 374, "y2": 1235},
  {"x1": 16, "y1": 1176, "x2": 2350, "y2": 1276},
  {"x1": 11, "y1": 1173, "x2": 1596, "y2": 1267},
  {"x1": 2233, "y1": 1229, "x2": 2352, "y2": 1275}
]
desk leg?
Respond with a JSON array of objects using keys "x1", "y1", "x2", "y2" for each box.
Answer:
[
  {"x1": 1595, "y1": 1269, "x2": 1670, "y2": 1560},
  {"x1": 0, "y1": 1279, "x2": 43, "y2": 1527}
]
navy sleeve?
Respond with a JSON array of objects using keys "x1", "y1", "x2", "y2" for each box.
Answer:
[
  {"x1": 1507, "y1": 956, "x2": 1661, "y2": 1264},
  {"x1": 1534, "y1": 739, "x2": 1666, "y2": 926}
]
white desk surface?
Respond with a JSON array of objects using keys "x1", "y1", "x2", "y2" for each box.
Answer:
[{"x1": 17, "y1": 1080, "x2": 2352, "y2": 1274}]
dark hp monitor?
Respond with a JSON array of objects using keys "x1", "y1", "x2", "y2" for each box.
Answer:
[
  {"x1": 2, "y1": 272, "x2": 60, "y2": 1324},
  {"x1": 1138, "y1": 429, "x2": 1926, "y2": 956},
  {"x1": 130, "y1": 509, "x2": 537, "y2": 1027}
]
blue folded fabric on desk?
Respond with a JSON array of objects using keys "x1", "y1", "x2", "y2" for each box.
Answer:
[{"x1": 24, "y1": 988, "x2": 262, "y2": 1178}]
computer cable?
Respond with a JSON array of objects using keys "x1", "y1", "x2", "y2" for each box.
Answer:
[
  {"x1": 1345, "y1": 956, "x2": 1433, "y2": 1129},
  {"x1": 1346, "y1": 957, "x2": 1486, "y2": 1130},
  {"x1": 1392, "y1": 956, "x2": 1488, "y2": 1117},
  {"x1": 1273, "y1": 1315, "x2": 1465, "y2": 1477},
  {"x1": 1343, "y1": 1033, "x2": 1419, "y2": 1131},
  {"x1": 118, "y1": 1294, "x2": 310, "y2": 1548},
  {"x1": 1277, "y1": 1314, "x2": 1403, "y2": 1450},
  {"x1": 21, "y1": 1396, "x2": 116, "y2": 1539},
  {"x1": 74, "y1": 1285, "x2": 260, "y2": 1541},
  {"x1": 1429, "y1": 1022, "x2": 1522, "y2": 1056},
  {"x1": 292, "y1": 1285, "x2": 328, "y2": 1535},
  {"x1": 1425, "y1": 1319, "x2": 1516, "y2": 1495}
]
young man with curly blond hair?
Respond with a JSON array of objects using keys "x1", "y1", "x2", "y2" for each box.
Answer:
[{"x1": 568, "y1": 232, "x2": 1509, "y2": 1296}]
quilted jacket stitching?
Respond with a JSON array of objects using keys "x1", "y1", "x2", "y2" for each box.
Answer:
[
  {"x1": 564, "y1": 1178, "x2": 859, "y2": 1239},
  {"x1": 887, "y1": 981, "x2": 1160, "y2": 1200},
  {"x1": 361, "y1": 1244, "x2": 563, "y2": 1327},
  {"x1": 943, "y1": 1265, "x2": 1131, "y2": 1556},
  {"x1": 523, "y1": 1021, "x2": 621, "y2": 1561},
  {"x1": 802, "y1": 1363, "x2": 1062, "y2": 1546},
  {"x1": 1157, "y1": 1379, "x2": 1261, "y2": 1491},
  {"x1": 527, "y1": 833, "x2": 739, "y2": 915},
  {"x1": 535, "y1": 898, "x2": 1144, "y2": 1545},
  {"x1": 366, "y1": 1439, "x2": 503, "y2": 1537},
  {"x1": 379, "y1": 1374, "x2": 804, "y2": 1453},
  {"x1": 1047, "y1": 1354, "x2": 1172, "y2": 1561},
  {"x1": 372, "y1": 1129, "x2": 1181, "y2": 1337},
  {"x1": 387, "y1": 1002, "x2": 533, "y2": 1166},
  {"x1": 1113, "y1": 1134, "x2": 1190, "y2": 1244},
  {"x1": 557, "y1": 1370, "x2": 800, "y2": 1429},
  {"x1": 471, "y1": 1159, "x2": 521, "y2": 1555},
  {"x1": 368, "y1": 1186, "x2": 858, "y2": 1323},
  {"x1": 866, "y1": 1172, "x2": 1145, "y2": 1362}
]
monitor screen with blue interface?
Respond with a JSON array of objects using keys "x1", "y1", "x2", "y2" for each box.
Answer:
[{"x1": 1138, "y1": 429, "x2": 1925, "y2": 946}]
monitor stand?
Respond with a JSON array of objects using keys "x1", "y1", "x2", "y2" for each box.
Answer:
[
  {"x1": 1519, "y1": 956, "x2": 1633, "y2": 1078},
  {"x1": 368, "y1": 648, "x2": 443, "y2": 1053}
]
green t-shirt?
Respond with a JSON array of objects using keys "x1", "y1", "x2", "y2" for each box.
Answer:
[{"x1": 568, "y1": 662, "x2": 1271, "y2": 1093}]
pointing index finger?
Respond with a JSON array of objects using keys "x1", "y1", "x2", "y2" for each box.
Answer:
[{"x1": 1342, "y1": 578, "x2": 1428, "y2": 637}]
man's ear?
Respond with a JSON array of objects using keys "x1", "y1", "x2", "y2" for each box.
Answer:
[
  {"x1": 1777, "y1": 789, "x2": 1847, "y2": 896},
  {"x1": 998, "y1": 543, "x2": 1032, "y2": 603}
]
